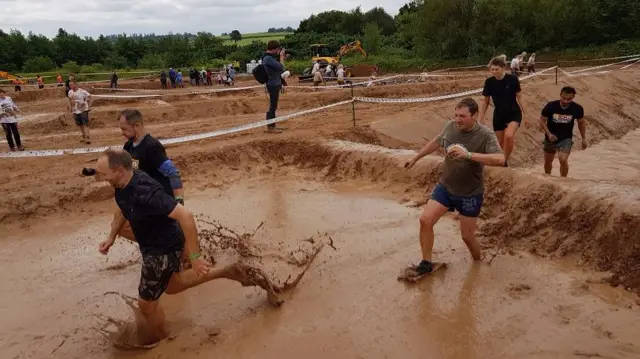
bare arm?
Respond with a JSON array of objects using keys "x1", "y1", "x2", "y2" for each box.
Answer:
[
  {"x1": 539, "y1": 115, "x2": 553, "y2": 138},
  {"x1": 516, "y1": 92, "x2": 527, "y2": 123},
  {"x1": 468, "y1": 152, "x2": 505, "y2": 167},
  {"x1": 577, "y1": 118, "x2": 586, "y2": 139},
  {"x1": 478, "y1": 96, "x2": 491, "y2": 125},
  {"x1": 168, "y1": 204, "x2": 200, "y2": 259},
  {"x1": 406, "y1": 137, "x2": 442, "y2": 167},
  {"x1": 108, "y1": 208, "x2": 127, "y2": 241}
]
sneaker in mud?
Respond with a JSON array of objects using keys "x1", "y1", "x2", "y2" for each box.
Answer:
[
  {"x1": 503, "y1": 160, "x2": 509, "y2": 168},
  {"x1": 415, "y1": 260, "x2": 433, "y2": 275}
]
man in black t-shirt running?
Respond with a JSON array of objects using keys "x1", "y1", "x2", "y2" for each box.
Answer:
[
  {"x1": 96, "y1": 148, "x2": 262, "y2": 345},
  {"x1": 540, "y1": 86, "x2": 587, "y2": 177},
  {"x1": 114, "y1": 109, "x2": 185, "y2": 242},
  {"x1": 478, "y1": 56, "x2": 529, "y2": 166}
]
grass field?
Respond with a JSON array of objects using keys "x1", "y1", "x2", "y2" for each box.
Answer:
[{"x1": 219, "y1": 32, "x2": 292, "y2": 46}]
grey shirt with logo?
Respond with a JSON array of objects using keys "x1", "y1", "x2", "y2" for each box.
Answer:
[{"x1": 435, "y1": 121, "x2": 502, "y2": 196}]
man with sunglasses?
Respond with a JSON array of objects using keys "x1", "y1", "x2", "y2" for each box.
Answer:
[{"x1": 540, "y1": 86, "x2": 587, "y2": 177}]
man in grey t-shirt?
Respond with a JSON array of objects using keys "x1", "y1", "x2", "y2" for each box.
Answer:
[{"x1": 405, "y1": 98, "x2": 505, "y2": 277}]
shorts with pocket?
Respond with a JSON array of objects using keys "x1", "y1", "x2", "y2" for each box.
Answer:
[
  {"x1": 139, "y1": 250, "x2": 182, "y2": 301},
  {"x1": 431, "y1": 183, "x2": 484, "y2": 218},
  {"x1": 492, "y1": 109, "x2": 522, "y2": 132},
  {"x1": 74, "y1": 111, "x2": 89, "y2": 126},
  {"x1": 543, "y1": 138, "x2": 573, "y2": 153}
]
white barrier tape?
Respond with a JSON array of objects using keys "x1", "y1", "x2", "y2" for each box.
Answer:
[
  {"x1": 0, "y1": 99, "x2": 354, "y2": 158},
  {"x1": 621, "y1": 59, "x2": 640, "y2": 70},
  {"x1": 91, "y1": 85, "x2": 265, "y2": 99},
  {"x1": 353, "y1": 66, "x2": 557, "y2": 104},
  {"x1": 567, "y1": 57, "x2": 640, "y2": 75}
]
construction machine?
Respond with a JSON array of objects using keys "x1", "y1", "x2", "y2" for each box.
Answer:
[
  {"x1": 0, "y1": 71, "x2": 27, "y2": 85},
  {"x1": 298, "y1": 40, "x2": 374, "y2": 82}
]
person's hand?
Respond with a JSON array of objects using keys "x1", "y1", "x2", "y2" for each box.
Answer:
[
  {"x1": 404, "y1": 158, "x2": 417, "y2": 169},
  {"x1": 581, "y1": 138, "x2": 588, "y2": 150},
  {"x1": 99, "y1": 237, "x2": 116, "y2": 255},
  {"x1": 191, "y1": 256, "x2": 212, "y2": 276},
  {"x1": 447, "y1": 144, "x2": 469, "y2": 160},
  {"x1": 548, "y1": 134, "x2": 558, "y2": 142}
]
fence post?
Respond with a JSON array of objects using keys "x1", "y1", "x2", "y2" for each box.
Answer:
[
  {"x1": 351, "y1": 84, "x2": 356, "y2": 127},
  {"x1": 555, "y1": 57, "x2": 559, "y2": 85}
]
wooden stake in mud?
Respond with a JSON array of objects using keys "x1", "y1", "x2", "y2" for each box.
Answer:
[{"x1": 351, "y1": 84, "x2": 356, "y2": 127}]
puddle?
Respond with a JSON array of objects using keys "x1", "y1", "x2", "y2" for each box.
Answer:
[{"x1": 0, "y1": 176, "x2": 639, "y2": 359}]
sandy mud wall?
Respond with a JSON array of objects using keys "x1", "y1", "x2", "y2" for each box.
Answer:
[{"x1": 172, "y1": 139, "x2": 640, "y2": 294}]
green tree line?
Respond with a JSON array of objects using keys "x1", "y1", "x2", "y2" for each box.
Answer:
[{"x1": 1, "y1": 0, "x2": 640, "y2": 74}]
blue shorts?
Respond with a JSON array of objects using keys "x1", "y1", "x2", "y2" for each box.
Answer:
[{"x1": 430, "y1": 184, "x2": 484, "y2": 218}]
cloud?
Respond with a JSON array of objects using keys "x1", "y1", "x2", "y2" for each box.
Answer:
[{"x1": 0, "y1": 0, "x2": 409, "y2": 38}]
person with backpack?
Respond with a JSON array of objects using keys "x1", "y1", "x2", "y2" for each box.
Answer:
[{"x1": 259, "y1": 40, "x2": 286, "y2": 133}]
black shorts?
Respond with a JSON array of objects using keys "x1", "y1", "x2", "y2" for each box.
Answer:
[
  {"x1": 139, "y1": 250, "x2": 182, "y2": 301},
  {"x1": 493, "y1": 109, "x2": 522, "y2": 132},
  {"x1": 74, "y1": 111, "x2": 89, "y2": 126}
]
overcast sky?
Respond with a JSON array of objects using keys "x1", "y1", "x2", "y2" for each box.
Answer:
[{"x1": 0, "y1": 0, "x2": 408, "y2": 38}]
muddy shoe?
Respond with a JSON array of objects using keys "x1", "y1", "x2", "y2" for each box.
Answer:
[
  {"x1": 224, "y1": 263, "x2": 283, "y2": 306},
  {"x1": 265, "y1": 128, "x2": 282, "y2": 134}
]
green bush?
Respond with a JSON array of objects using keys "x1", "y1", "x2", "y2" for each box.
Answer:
[
  {"x1": 61, "y1": 61, "x2": 81, "y2": 74},
  {"x1": 22, "y1": 56, "x2": 56, "y2": 73},
  {"x1": 138, "y1": 54, "x2": 167, "y2": 70}
]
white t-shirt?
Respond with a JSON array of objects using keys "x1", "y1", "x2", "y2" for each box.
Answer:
[
  {"x1": 337, "y1": 68, "x2": 345, "y2": 80},
  {"x1": 0, "y1": 97, "x2": 19, "y2": 124},
  {"x1": 311, "y1": 62, "x2": 320, "y2": 75},
  {"x1": 511, "y1": 58, "x2": 520, "y2": 69},
  {"x1": 68, "y1": 88, "x2": 91, "y2": 114}
]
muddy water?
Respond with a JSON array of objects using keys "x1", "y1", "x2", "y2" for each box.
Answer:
[{"x1": 1, "y1": 177, "x2": 639, "y2": 359}]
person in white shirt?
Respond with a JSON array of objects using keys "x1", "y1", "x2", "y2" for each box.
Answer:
[
  {"x1": 527, "y1": 53, "x2": 536, "y2": 73},
  {"x1": 336, "y1": 64, "x2": 345, "y2": 85},
  {"x1": 67, "y1": 81, "x2": 92, "y2": 144},
  {"x1": 311, "y1": 61, "x2": 320, "y2": 75},
  {"x1": 510, "y1": 56, "x2": 520, "y2": 77},
  {"x1": 0, "y1": 89, "x2": 24, "y2": 151}
]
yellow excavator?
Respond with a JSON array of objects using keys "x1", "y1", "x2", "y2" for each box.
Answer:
[
  {"x1": 299, "y1": 40, "x2": 370, "y2": 81},
  {"x1": 0, "y1": 71, "x2": 27, "y2": 85}
]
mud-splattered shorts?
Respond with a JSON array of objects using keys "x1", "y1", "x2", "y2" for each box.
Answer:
[
  {"x1": 139, "y1": 251, "x2": 182, "y2": 301},
  {"x1": 431, "y1": 183, "x2": 484, "y2": 218}
]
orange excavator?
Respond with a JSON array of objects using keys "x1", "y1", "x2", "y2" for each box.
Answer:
[{"x1": 299, "y1": 40, "x2": 375, "y2": 81}]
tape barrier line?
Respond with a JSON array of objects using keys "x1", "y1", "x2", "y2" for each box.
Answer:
[
  {"x1": 567, "y1": 57, "x2": 640, "y2": 75},
  {"x1": 620, "y1": 59, "x2": 640, "y2": 70},
  {"x1": 91, "y1": 85, "x2": 265, "y2": 98},
  {"x1": 0, "y1": 99, "x2": 354, "y2": 158},
  {"x1": 353, "y1": 66, "x2": 557, "y2": 104}
]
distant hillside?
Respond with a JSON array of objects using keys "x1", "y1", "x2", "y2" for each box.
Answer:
[{"x1": 218, "y1": 32, "x2": 293, "y2": 46}]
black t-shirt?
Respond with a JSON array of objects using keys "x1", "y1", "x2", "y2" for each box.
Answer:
[
  {"x1": 482, "y1": 74, "x2": 521, "y2": 114},
  {"x1": 123, "y1": 134, "x2": 173, "y2": 197},
  {"x1": 115, "y1": 170, "x2": 184, "y2": 255},
  {"x1": 541, "y1": 100, "x2": 584, "y2": 142}
]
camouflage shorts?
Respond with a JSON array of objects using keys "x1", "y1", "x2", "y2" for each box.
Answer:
[{"x1": 138, "y1": 250, "x2": 182, "y2": 301}]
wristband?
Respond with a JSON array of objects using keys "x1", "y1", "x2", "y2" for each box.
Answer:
[
  {"x1": 189, "y1": 252, "x2": 201, "y2": 261},
  {"x1": 175, "y1": 196, "x2": 184, "y2": 205},
  {"x1": 466, "y1": 152, "x2": 472, "y2": 160}
]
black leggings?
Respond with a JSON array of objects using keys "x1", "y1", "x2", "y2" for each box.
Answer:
[
  {"x1": 2, "y1": 122, "x2": 22, "y2": 149},
  {"x1": 266, "y1": 84, "x2": 281, "y2": 129}
]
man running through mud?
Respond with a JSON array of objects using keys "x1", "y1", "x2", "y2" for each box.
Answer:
[
  {"x1": 96, "y1": 148, "x2": 261, "y2": 345},
  {"x1": 67, "y1": 80, "x2": 92, "y2": 144},
  {"x1": 478, "y1": 56, "x2": 528, "y2": 167},
  {"x1": 404, "y1": 98, "x2": 505, "y2": 277},
  {"x1": 540, "y1": 86, "x2": 587, "y2": 177},
  {"x1": 115, "y1": 108, "x2": 185, "y2": 242}
]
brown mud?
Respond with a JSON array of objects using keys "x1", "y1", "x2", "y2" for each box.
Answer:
[{"x1": 1, "y1": 67, "x2": 640, "y2": 358}]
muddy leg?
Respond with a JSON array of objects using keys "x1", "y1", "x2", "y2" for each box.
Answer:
[
  {"x1": 459, "y1": 215, "x2": 482, "y2": 260},
  {"x1": 558, "y1": 151, "x2": 571, "y2": 177},
  {"x1": 137, "y1": 297, "x2": 168, "y2": 345},
  {"x1": 503, "y1": 121, "x2": 520, "y2": 162},
  {"x1": 543, "y1": 151, "x2": 556, "y2": 175},
  {"x1": 419, "y1": 200, "x2": 449, "y2": 262}
]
